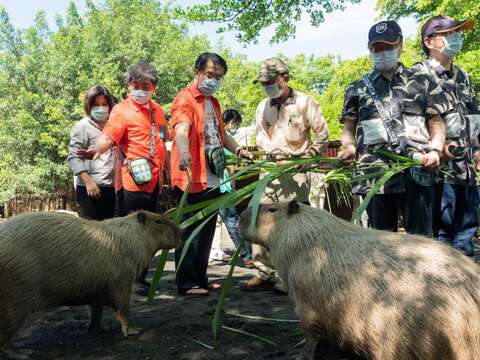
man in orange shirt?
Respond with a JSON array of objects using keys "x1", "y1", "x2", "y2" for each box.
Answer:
[
  {"x1": 170, "y1": 53, "x2": 252, "y2": 297},
  {"x1": 79, "y1": 62, "x2": 169, "y2": 294}
]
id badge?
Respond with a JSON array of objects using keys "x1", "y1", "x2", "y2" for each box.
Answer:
[{"x1": 159, "y1": 125, "x2": 167, "y2": 140}]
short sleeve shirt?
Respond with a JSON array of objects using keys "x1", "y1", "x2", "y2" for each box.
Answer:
[
  {"x1": 170, "y1": 84, "x2": 226, "y2": 193},
  {"x1": 413, "y1": 59, "x2": 480, "y2": 186},
  {"x1": 340, "y1": 63, "x2": 451, "y2": 194},
  {"x1": 102, "y1": 97, "x2": 169, "y2": 193}
]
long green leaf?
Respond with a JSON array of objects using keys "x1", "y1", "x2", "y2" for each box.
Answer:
[
  {"x1": 147, "y1": 249, "x2": 169, "y2": 304},
  {"x1": 212, "y1": 240, "x2": 243, "y2": 341},
  {"x1": 176, "y1": 212, "x2": 217, "y2": 273},
  {"x1": 221, "y1": 325, "x2": 278, "y2": 346}
]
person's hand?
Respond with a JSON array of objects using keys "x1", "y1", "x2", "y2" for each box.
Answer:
[
  {"x1": 85, "y1": 180, "x2": 101, "y2": 199},
  {"x1": 237, "y1": 148, "x2": 254, "y2": 160},
  {"x1": 420, "y1": 150, "x2": 441, "y2": 168},
  {"x1": 474, "y1": 150, "x2": 480, "y2": 171},
  {"x1": 76, "y1": 148, "x2": 98, "y2": 160},
  {"x1": 179, "y1": 151, "x2": 192, "y2": 170},
  {"x1": 338, "y1": 144, "x2": 356, "y2": 164}
]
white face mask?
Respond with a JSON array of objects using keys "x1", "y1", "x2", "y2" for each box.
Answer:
[
  {"x1": 370, "y1": 47, "x2": 400, "y2": 72},
  {"x1": 130, "y1": 89, "x2": 152, "y2": 104},
  {"x1": 263, "y1": 83, "x2": 282, "y2": 99},
  {"x1": 90, "y1": 106, "x2": 109, "y2": 122}
]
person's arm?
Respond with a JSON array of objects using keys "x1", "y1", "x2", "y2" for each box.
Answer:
[
  {"x1": 305, "y1": 97, "x2": 329, "y2": 156},
  {"x1": 255, "y1": 101, "x2": 270, "y2": 152},
  {"x1": 67, "y1": 122, "x2": 101, "y2": 198},
  {"x1": 224, "y1": 134, "x2": 253, "y2": 159},
  {"x1": 175, "y1": 122, "x2": 192, "y2": 170},
  {"x1": 338, "y1": 118, "x2": 357, "y2": 161},
  {"x1": 420, "y1": 115, "x2": 446, "y2": 168}
]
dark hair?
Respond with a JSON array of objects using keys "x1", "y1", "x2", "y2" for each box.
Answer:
[
  {"x1": 223, "y1": 109, "x2": 242, "y2": 125},
  {"x1": 83, "y1": 85, "x2": 115, "y2": 116},
  {"x1": 125, "y1": 61, "x2": 158, "y2": 85},
  {"x1": 195, "y1": 52, "x2": 228, "y2": 74}
]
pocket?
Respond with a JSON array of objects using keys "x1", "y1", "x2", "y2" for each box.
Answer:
[
  {"x1": 360, "y1": 118, "x2": 388, "y2": 145},
  {"x1": 467, "y1": 114, "x2": 480, "y2": 139},
  {"x1": 444, "y1": 112, "x2": 462, "y2": 138},
  {"x1": 285, "y1": 113, "x2": 305, "y2": 144},
  {"x1": 403, "y1": 114, "x2": 429, "y2": 143}
]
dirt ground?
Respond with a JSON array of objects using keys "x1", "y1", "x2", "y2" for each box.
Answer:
[{"x1": 7, "y1": 251, "x2": 360, "y2": 360}]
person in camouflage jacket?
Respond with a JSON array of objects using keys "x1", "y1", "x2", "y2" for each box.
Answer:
[
  {"x1": 338, "y1": 20, "x2": 449, "y2": 236},
  {"x1": 415, "y1": 15, "x2": 480, "y2": 256}
]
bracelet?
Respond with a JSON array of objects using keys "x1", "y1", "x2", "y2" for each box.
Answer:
[{"x1": 235, "y1": 146, "x2": 245, "y2": 156}]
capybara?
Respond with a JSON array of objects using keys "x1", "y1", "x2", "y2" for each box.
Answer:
[
  {"x1": 0, "y1": 211, "x2": 181, "y2": 359},
  {"x1": 239, "y1": 201, "x2": 480, "y2": 360}
]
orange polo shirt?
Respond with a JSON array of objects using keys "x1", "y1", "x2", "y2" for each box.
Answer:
[
  {"x1": 103, "y1": 97, "x2": 169, "y2": 193},
  {"x1": 170, "y1": 83, "x2": 225, "y2": 193}
]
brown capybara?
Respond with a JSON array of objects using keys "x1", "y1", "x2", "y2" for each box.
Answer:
[
  {"x1": 0, "y1": 211, "x2": 181, "y2": 360},
  {"x1": 239, "y1": 201, "x2": 480, "y2": 360}
]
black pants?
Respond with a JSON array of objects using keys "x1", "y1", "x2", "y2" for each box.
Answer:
[
  {"x1": 76, "y1": 186, "x2": 115, "y2": 220},
  {"x1": 174, "y1": 186, "x2": 220, "y2": 292},
  {"x1": 118, "y1": 188, "x2": 159, "y2": 216},
  {"x1": 365, "y1": 176, "x2": 434, "y2": 237},
  {"x1": 118, "y1": 187, "x2": 159, "y2": 284}
]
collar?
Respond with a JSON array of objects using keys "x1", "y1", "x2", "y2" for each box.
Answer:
[
  {"x1": 188, "y1": 82, "x2": 205, "y2": 99},
  {"x1": 427, "y1": 57, "x2": 455, "y2": 78},
  {"x1": 269, "y1": 87, "x2": 296, "y2": 107},
  {"x1": 370, "y1": 63, "x2": 404, "y2": 82}
]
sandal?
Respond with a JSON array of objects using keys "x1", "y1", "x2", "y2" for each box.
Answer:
[{"x1": 179, "y1": 286, "x2": 209, "y2": 297}]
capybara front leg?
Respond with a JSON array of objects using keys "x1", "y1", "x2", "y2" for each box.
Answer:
[
  {"x1": 301, "y1": 327, "x2": 320, "y2": 360},
  {"x1": 88, "y1": 304, "x2": 105, "y2": 332},
  {"x1": 112, "y1": 288, "x2": 141, "y2": 338}
]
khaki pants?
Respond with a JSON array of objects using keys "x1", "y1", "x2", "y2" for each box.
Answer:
[{"x1": 253, "y1": 172, "x2": 311, "y2": 281}]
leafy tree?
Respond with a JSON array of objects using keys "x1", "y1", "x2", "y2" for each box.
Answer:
[{"x1": 177, "y1": 0, "x2": 361, "y2": 44}]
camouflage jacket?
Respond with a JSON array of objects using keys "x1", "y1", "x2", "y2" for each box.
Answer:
[
  {"x1": 341, "y1": 63, "x2": 451, "y2": 195},
  {"x1": 413, "y1": 59, "x2": 480, "y2": 186}
]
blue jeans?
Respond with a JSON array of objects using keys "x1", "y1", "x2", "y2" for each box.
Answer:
[
  {"x1": 437, "y1": 183, "x2": 480, "y2": 256},
  {"x1": 219, "y1": 207, "x2": 252, "y2": 261}
]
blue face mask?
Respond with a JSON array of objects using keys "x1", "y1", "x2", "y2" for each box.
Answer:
[
  {"x1": 441, "y1": 32, "x2": 463, "y2": 58},
  {"x1": 263, "y1": 83, "x2": 282, "y2": 99},
  {"x1": 370, "y1": 48, "x2": 400, "y2": 72},
  {"x1": 90, "y1": 106, "x2": 109, "y2": 122},
  {"x1": 199, "y1": 76, "x2": 221, "y2": 96},
  {"x1": 228, "y1": 129, "x2": 238, "y2": 136},
  {"x1": 130, "y1": 89, "x2": 152, "y2": 104}
]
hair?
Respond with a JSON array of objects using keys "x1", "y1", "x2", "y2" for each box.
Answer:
[
  {"x1": 194, "y1": 52, "x2": 228, "y2": 74},
  {"x1": 125, "y1": 61, "x2": 158, "y2": 85},
  {"x1": 222, "y1": 108, "x2": 242, "y2": 125},
  {"x1": 83, "y1": 85, "x2": 115, "y2": 116}
]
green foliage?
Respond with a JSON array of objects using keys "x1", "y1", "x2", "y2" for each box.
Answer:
[
  {"x1": 177, "y1": 0, "x2": 361, "y2": 44},
  {"x1": 0, "y1": 0, "x2": 211, "y2": 201}
]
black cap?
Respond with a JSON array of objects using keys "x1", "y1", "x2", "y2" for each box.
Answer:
[
  {"x1": 421, "y1": 15, "x2": 476, "y2": 38},
  {"x1": 368, "y1": 20, "x2": 403, "y2": 47}
]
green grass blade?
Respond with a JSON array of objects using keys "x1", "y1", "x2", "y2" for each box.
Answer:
[
  {"x1": 224, "y1": 311, "x2": 300, "y2": 323},
  {"x1": 147, "y1": 249, "x2": 169, "y2": 304},
  {"x1": 212, "y1": 240, "x2": 243, "y2": 341},
  {"x1": 173, "y1": 169, "x2": 192, "y2": 224},
  {"x1": 221, "y1": 325, "x2": 278, "y2": 346},
  {"x1": 176, "y1": 212, "x2": 217, "y2": 273}
]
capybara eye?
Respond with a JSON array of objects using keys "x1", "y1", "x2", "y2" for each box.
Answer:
[
  {"x1": 154, "y1": 219, "x2": 163, "y2": 224},
  {"x1": 268, "y1": 208, "x2": 277, "y2": 213}
]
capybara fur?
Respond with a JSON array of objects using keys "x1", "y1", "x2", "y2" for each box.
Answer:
[
  {"x1": 239, "y1": 201, "x2": 480, "y2": 360},
  {"x1": 0, "y1": 211, "x2": 181, "y2": 359}
]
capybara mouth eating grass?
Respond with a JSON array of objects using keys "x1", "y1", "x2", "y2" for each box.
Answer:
[
  {"x1": 240, "y1": 201, "x2": 480, "y2": 360},
  {"x1": 0, "y1": 210, "x2": 181, "y2": 359}
]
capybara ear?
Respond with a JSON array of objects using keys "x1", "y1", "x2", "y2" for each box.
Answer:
[
  {"x1": 287, "y1": 200, "x2": 300, "y2": 215},
  {"x1": 137, "y1": 211, "x2": 146, "y2": 223}
]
